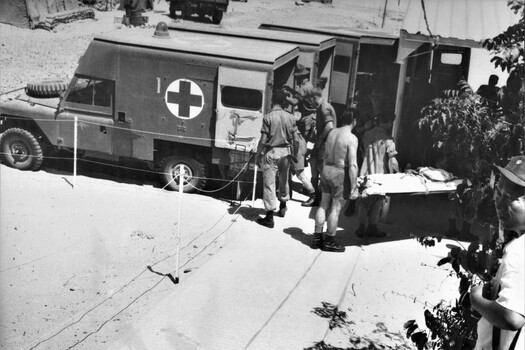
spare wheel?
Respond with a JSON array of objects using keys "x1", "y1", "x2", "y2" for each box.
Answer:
[{"x1": 26, "y1": 80, "x2": 69, "y2": 98}]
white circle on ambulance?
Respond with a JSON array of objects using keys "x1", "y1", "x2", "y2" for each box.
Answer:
[{"x1": 165, "y1": 79, "x2": 204, "y2": 119}]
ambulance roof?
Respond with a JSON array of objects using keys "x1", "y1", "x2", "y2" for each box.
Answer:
[
  {"x1": 258, "y1": 23, "x2": 398, "y2": 46},
  {"x1": 168, "y1": 24, "x2": 336, "y2": 52},
  {"x1": 94, "y1": 27, "x2": 300, "y2": 66}
]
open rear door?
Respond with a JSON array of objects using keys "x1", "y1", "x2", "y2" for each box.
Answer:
[{"x1": 215, "y1": 67, "x2": 268, "y2": 152}]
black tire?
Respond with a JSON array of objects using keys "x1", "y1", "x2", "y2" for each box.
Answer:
[
  {"x1": 159, "y1": 154, "x2": 207, "y2": 192},
  {"x1": 0, "y1": 128, "x2": 43, "y2": 171},
  {"x1": 26, "y1": 80, "x2": 68, "y2": 98},
  {"x1": 212, "y1": 10, "x2": 223, "y2": 24}
]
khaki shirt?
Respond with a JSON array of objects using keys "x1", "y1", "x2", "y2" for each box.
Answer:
[{"x1": 261, "y1": 108, "x2": 297, "y2": 148}]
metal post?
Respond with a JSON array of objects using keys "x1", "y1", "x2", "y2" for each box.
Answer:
[
  {"x1": 73, "y1": 116, "x2": 78, "y2": 189},
  {"x1": 251, "y1": 164, "x2": 257, "y2": 207},
  {"x1": 175, "y1": 165, "x2": 184, "y2": 283}
]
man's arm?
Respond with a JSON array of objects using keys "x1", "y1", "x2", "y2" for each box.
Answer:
[
  {"x1": 257, "y1": 117, "x2": 270, "y2": 164},
  {"x1": 470, "y1": 284, "x2": 525, "y2": 331},
  {"x1": 347, "y1": 136, "x2": 359, "y2": 200},
  {"x1": 315, "y1": 121, "x2": 333, "y2": 149}
]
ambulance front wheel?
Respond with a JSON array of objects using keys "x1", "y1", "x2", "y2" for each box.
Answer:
[
  {"x1": 160, "y1": 155, "x2": 207, "y2": 193},
  {"x1": 0, "y1": 128, "x2": 44, "y2": 171}
]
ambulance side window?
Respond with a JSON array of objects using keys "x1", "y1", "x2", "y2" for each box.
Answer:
[
  {"x1": 221, "y1": 86, "x2": 262, "y2": 111},
  {"x1": 66, "y1": 77, "x2": 114, "y2": 108}
]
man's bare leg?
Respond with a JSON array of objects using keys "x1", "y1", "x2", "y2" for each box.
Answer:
[
  {"x1": 312, "y1": 192, "x2": 330, "y2": 249},
  {"x1": 327, "y1": 198, "x2": 343, "y2": 236},
  {"x1": 297, "y1": 169, "x2": 315, "y2": 195}
]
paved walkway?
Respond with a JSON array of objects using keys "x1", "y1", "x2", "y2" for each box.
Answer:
[{"x1": 108, "y1": 196, "x2": 462, "y2": 350}]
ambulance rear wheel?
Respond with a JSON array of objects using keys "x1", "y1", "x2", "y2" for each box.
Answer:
[
  {"x1": 160, "y1": 155, "x2": 207, "y2": 193},
  {"x1": 212, "y1": 10, "x2": 223, "y2": 24},
  {"x1": 0, "y1": 128, "x2": 43, "y2": 171}
]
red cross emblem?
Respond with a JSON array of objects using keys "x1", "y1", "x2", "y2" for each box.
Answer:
[{"x1": 165, "y1": 79, "x2": 204, "y2": 119}]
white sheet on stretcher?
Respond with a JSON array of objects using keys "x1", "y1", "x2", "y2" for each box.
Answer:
[{"x1": 359, "y1": 173, "x2": 462, "y2": 197}]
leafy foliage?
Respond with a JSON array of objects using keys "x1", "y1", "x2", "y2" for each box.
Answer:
[
  {"x1": 418, "y1": 80, "x2": 520, "y2": 226},
  {"x1": 482, "y1": 1, "x2": 524, "y2": 74}
]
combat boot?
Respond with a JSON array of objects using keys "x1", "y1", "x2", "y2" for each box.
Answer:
[
  {"x1": 256, "y1": 211, "x2": 274, "y2": 228},
  {"x1": 277, "y1": 201, "x2": 287, "y2": 218},
  {"x1": 311, "y1": 232, "x2": 323, "y2": 249},
  {"x1": 323, "y1": 235, "x2": 345, "y2": 252}
]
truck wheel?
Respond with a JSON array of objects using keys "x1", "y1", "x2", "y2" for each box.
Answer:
[
  {"x1": 26, "y1": 80, "x2": 68, "y2": 98},
  {"x1": 160, "y1": 155, "x2": 207, "y2": 192},
  {"x1": 212, "y1": 10, "x2": 223, "y2": 24},
  {"x1": 0, "y1": 128, "x2": 44, "y2": 171}
]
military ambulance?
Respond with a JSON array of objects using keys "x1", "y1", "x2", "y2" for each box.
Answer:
[
  {"x1": 168, "y1": 23, "x2": 336, "y2": 102},
  {"x1": 0, "y1": 24, "x2": 299, "y2": 192}
]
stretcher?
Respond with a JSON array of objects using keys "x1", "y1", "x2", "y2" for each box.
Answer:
[{"x1": 358, "y1": 171, "x2": 462, "y2": 197}]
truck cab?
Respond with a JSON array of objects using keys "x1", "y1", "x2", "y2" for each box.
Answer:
[
  {"x1": 0, "y1": 24, "x2": 299, "y2": 192},
  {"x1": 168, "y1": 0, "x2": 229, "y2": 24}
]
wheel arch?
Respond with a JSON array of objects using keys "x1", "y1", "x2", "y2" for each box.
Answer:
[
  {"x1": 0, "y1": 115, "x2": 53, "y2": 148},
  {"x1": 153, "y1": 139, "x2": 212, "y2": 167}
]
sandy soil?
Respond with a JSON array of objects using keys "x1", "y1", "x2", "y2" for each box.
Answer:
[
  {"x1": 0, "y1": 1, "x2": 464, "y2": 349},
  {"x1": 0, "y1": 0, "x2": 408, "y2": 94}
]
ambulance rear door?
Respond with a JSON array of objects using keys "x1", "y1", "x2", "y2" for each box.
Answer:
[{"x1": 215, "y1": 67, "x2": 268, "y2": 152}]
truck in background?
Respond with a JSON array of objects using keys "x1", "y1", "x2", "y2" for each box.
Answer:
[{"x1": 168, "y1": 0, "x2": 229, "y2": 24}]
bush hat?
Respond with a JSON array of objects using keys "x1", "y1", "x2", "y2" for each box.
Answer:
[
  {"x1": 294, "y1": 64, "x2": 309, "y2": 77},
  {"x1": 497, "y1": 155, "x2": 525, "y2": 187}
]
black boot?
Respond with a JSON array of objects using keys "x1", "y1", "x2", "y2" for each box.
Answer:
[
  {"x1": 366, "y1": 224, "x2": 387, "y2": 238},
  {"x1": 323, "y1": 235, "x2": 345, "y2": 252},
  {"x1": 277, "y1": 201, "x2": 287, "y2": 218},
  {"x1": 311, "y1": 232, "x2": 323, "y2": 249},
  {"x1": 355, "y1": 224, "x2": 366, "y2": 238},
  {"x1": 256, "y1": 211, "x2": 274, "y2": 228}
]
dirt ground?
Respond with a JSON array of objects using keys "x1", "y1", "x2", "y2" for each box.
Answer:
[
  {"x1": 0, "y1": 0, "x2": 408, "y2": 94},
  {"x1": 0, "y1": 1, "x2": 464, "y2": 349}
]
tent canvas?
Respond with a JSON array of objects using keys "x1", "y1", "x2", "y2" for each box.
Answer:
[{"x1": 0, "y1": 0, "x2": 79, "y2": 28}]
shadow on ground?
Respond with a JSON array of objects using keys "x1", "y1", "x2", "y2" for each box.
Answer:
[
  {"x1": 227, "y1": 205, "x2": 266, "y2": 223},
  {"x1": 35, "y1": 154, "x2": 260, "y2": 201},
  {"x1": 305, "y1": 302, "x2": 412, "y2": 350}
]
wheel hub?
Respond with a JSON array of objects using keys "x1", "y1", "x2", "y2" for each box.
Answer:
[
  {"x1": 10, "y1": 141, "x2": 29, "y2": 162},
  {"x1": 170, "y1": 164, "x2": 193, "y2": 186}
]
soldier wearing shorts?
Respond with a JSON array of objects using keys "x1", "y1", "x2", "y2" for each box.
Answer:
[
  {"x1": 309, "y1": 88, "x2": 337, "y2": 207},
  {"x1": 312, "y1": 109, "x2": 359, "y2": 252}
]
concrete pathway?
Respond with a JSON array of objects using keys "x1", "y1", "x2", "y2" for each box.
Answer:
[{"x1": 108, "y1": 195, "x2": 463, "y2": 350}]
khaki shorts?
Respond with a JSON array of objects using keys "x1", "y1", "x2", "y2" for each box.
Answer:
[{"x1": 320, "y1": 165, "x2": 350, "y2": 200}]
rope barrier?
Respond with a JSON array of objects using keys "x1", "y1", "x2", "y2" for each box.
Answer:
[
  {"x1": 185, "y1": 153, "x2": 254, "y2": 193},
  {"x1": 0, "y1": 115, "x2": 257, "y2": 145},
  {"x1": 0, "y1": 151, "x2": 254, "y2": 184},
  {"x1": 22, "y1": 186, "x2": 255, "y2": 350}
]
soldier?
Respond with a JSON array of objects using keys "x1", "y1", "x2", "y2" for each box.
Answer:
[
  {"x1": 307, "y1": 87, "x2": 337, "y2": 207},
  {"x1": 471, "y1": 155, "x2": 525, "y2": 349},
  {"x1": 312, "y1": 109, "x2": 359, "y2": 252},
  {"x1": 255, "y1": 90, "x2": 298, "y2": 228},
  {"x1": 284, "y1": 64, "x2": 318, "y2": 206}
]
